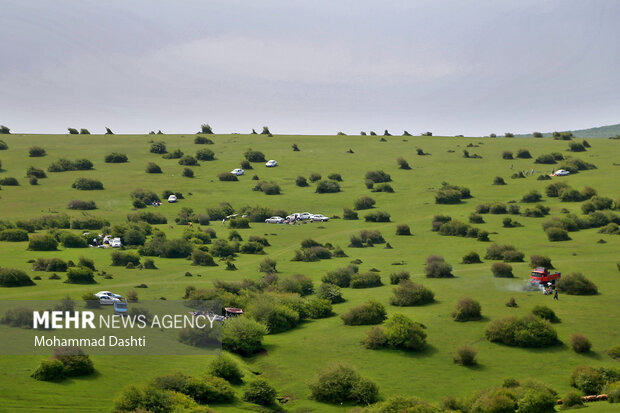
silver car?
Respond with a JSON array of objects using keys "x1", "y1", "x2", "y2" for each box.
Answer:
[{"x1": 265, "y1": 216, "x2": 285, "y2": 224}]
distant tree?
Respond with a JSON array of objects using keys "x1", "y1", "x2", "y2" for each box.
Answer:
[
  {"x1": 261, "y1": 126, "x2": 271, "y2": 134},
  {"x1": 251, "y1": 128, "x2": 257, "y2": 134},
  {"x1": 201, "y1": 124, "x2": 213, "y2": 134},
  {"x1": 68, "y1": 128, "x2": 79, "y2": 134},
  {"x1": 150, "y1": 141, "x2": 167, "y2": 154},
  {"x1": 0, "y1": 125, "x2": 10, "y2": 134},
  {"x1": 490, "y1": 133, "x2": 497, "y2": 137},
  {"x1": 105, "y1": 127, "x2": 114, "y2": 135},
  {"x1": 504, "y1": 132, "x2": 514, "y2": 137},
  {"x1": 80, "y1": 129, "x2": 90, "y2": 135},
  {"x1": 369, "y1": 131, "x2": 377, "y2": 136},
  {"x1": 533, "y1": 132, "x2": 543, "y2": 138},
  {"x1": 403, "y1": 130, "x2": 411, "y2": 136},
  {"x1": 29, "y1": 146, "x2": 46, "y2": 157},
  {"x1": 421, "y1": 132, "x2": 432, "y2": 136},
  {"x1": 383, "y1": 129, "x2": 391, "y2": 136}
]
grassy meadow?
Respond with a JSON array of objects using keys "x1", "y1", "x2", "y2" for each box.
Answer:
[{"x1": 0, "y1": 132, "x2": 618, "y2": 412}]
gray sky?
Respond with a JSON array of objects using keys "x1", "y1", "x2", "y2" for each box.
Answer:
[{"x1": 1, "y1": 0, "x2": 619, "y2": 136}]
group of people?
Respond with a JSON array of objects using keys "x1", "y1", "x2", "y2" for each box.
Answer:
[{"x1": 541, "y1": 283, "x2": 559, "y2": 300}]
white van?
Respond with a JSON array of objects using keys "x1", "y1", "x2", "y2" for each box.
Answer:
[
  {"x1": 110, "y1": 238, "x2": 122, "y2": 248},
  {"x1": 167, "y1": 194, "x2": 177, "y2": 203}
]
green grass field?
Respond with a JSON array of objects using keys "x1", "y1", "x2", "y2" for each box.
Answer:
[{"x1": 0, "y1": 133, "x2": 618, "y2": 412}]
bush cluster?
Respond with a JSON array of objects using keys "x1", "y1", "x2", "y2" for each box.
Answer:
[
  {"x1": 365, "y1": 314, "x2": 427, "y2": 352},
  {"x1": 308, "y1": 364, "x2": 379, "y2": 405},
  {"x1": 452, "y1": 298, "x2": 482, "y2": 321},
  {"x1": 435, "y1": 182, "x2": 472, "y2": 204},
  {"x1": 390, "y1": 280, "x2": 435, "y2": 306},
  {"x1": 425, "y1": 255, "x2": 453, "y2": 278},
  {"x1": 315, "y1": 180, "x2": 341, "y2": 193},
  {"x1": 72, "y1": 177, "x2": 103, "y2": 190},
  {"x1": 350, "y1": 272, "x2": 382, "y2": 288},
  {"x1": 485, "y1": 315, "x2": 558, "y2": 347},
  {"x1": 556, "y1": 272, "x2": 598, "y2": 295},
  {"x1": 341, "y1": 300, "x2": 386, "y2": 325},
  {"x1": 48, "y1": 158, "x2": 93, "y2": 172},
  {"x1": 104, "y1": 152, "x2": 128, "y2": 163},
  {"x1": 0, "y1": 267, "x2": 36, "y2": 287}
]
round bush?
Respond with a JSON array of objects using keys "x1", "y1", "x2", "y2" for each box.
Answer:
[
  {"x1": 425, "y1": 255, "x2": 453, "y2": 278},
  {"x1": 395, "y1": 224, "x2": 411, "y2": 235},
  {"x1": 531, "y1": 305, "x2": 559, "y2": 323},
  {"x1": 208, "y1": 355, "x2": 243, "y2": 384},
  {"x1": 243, "y1": 379, "x2": 277, "y2": 406},
  {"x1": 454, "y1": 345, "x2": 478, "y2": 366},
  {"x1": 560, "y1": 391, "x2": 583, "y2": 409},
  {"x1": 27, "y1": 166, "x2": 47, "y2": 178},
  {"x1": 570, "y1": 333, "x2": 592, "y2": 353},
  {"x1": 491, "y1": 262, "x2": 513, "y2": 277},
  {"x1": 315, "y1": 180, "x2": 341, "y2": 193},
  {"x1": 295, "y1": 176, "x2": 308, "y2": 187},
  {"x1": 178, "y1": 155, "x2": 198, "y2": 166},
  {"x1": 150, "y1": 141, "x2": 167, "y2": 154},
  {"x1": 0, "y1": 267, "x2": 35, "y2": 287},
  {"x1": 0, "y1": 177, "x2": 19, "y2": 186},
  {"x1": 354, "y1": 196, "x2": 376, "y2": 210},
  {"x1": 341, "y1": 300, "x2": 386, "y2": 325},
  {"x1": 452, "y1": 298, "x2": 482, "y2": 321},
  {"x1": 182, "y1": 167, "x2": 194, "y2": 178},
  {"x1": 485, "y1": 315, "x2": 558, "y2": 348},
  {"x1": 145, "y1": 162, "x2": 162, "y2": 173},
  {"x1": 390, "y1": 280, "x2": 434, "y2": 306},
  {"x1": 308, "y1": 363, "x2": 379, "y2": 405},
  {"x1": 0, "y1": 228, "x2": 29, "y2": 242},
  {"x1": 462, "y1": 251, "x2": 482, "y2": 264},
  {"x1": 28, "y1": 234, "x2": 58, "y2": 251},
  {"x1": 244, "y1": 150, "x2": 266, "y2": 162},
  {"x1": 104, "y1": 152, "x2": 128, "y2": 163},
  {"x1": 196, "y1": 148, "x2": 215, "y2": 161},
  {"x1": 61, "y1": 232, "x2": 88, "y2": 248},
  {"x1": 389, "y1": 271, "x2": 410, "y2": 285},
  {"x1": 31, "y1": 359, "x2": 64, "y2": 381},
  {"x1": 557, "y1": 272, "x2": 598, "y2": 295},
  {"x1": 222, "y1": 316, "x2": 267, "y2": 355},
  {"x1": 72, "y1": 177, "x2": 103, "y2": 190},
  {"x1": 218, "y1": 172, "x2": 238, "y2": 181},
  {"x1": 384, "y1": 313, "x2": 427, "y2": 351},
  {"x1": 66, "y1": 267, "x2": 95, "y2": 284},
  {"x1": 546, "y1": 227, "x2": 570, "y2": 241}
]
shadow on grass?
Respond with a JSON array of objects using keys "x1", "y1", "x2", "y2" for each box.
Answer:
[
  {"x1": 580, "y1": 351, "x2": 602, "y2": 360},
  {"x1": 379, "y1": 343, "x2": 439, "y2": 359}
]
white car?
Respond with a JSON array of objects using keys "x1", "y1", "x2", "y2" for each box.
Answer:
[
  {"x1": 299, "y1": 212, "x2": 312, "y2": 220},
  {"x1": 231, "y1": 168, "x2": 245, "y2": 176},
  {"x1": 553, "y1": 169, "x2": 570, "y2": 176},
  {"x1": 100, "y1": 296, "x2": 121, "y2": 305},
  {"x1": 167, "y1": 194, "x2": 177, "y2": 203},
  {"x1": 265, "y1": 160, "x2": 278, "y2": 167},
  {"x1": 95, "y1": 291, "x2": 122, "y2": 299},
  {"x1": 265, "y1": 216, "x2": 285, "y2": 224},
  {"x1": 310, "y1": 214, "x2": 329, "y2": 222},
  {"x1": 109, "y1": 237, "x2": 122, "y2": 248}
]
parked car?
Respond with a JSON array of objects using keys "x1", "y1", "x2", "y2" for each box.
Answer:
[
  {"x1": 109, "y1": 237, "x2": 122, "y2": 248},
  {"x1": 167, "y1": 194, "x2": 177, "y2": 203},
  {"x1": 265, "y1": 216, "x2": 285, "y2": 224},
  {"x1": 553, "y1": 169, "x2": 570, "y2": 176},
  {"x1": 299, "y1": 212, "x2": 312, "y2": 220},
  {"x1": 265, "y1": 160, "x2": 278, "y2": 167},
  {"x1": 310, "y1": 214, "x2": 329, "y2": 222},
  {"x1": 114, "y1": 301, "x2": 128, "y2": 315},
  {"x1": 100, "y1": 296, "x2": 121, "y2": 305},
  {"x1": 95, "y1": 291, "x2": 122, "y2": 299},
  {"x1": 231, "y1": 168, "x2": 245, "y2": 176}
]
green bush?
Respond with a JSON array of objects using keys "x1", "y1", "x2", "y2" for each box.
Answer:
[
  {"x1": 384, "y1": 313, "x2": 427, "y2": 351},
  {"x1": 0, "y1": 268, "x2": 35, "y2": 287},
  {"x1": 316, "y1": 180, "x2": 341, "y2": 193},
  {"x1": 308, "y1": 363, "x2": 379, "y2": 405},
  {"x1": 111, "y1": 250, "x2": 141, "y2": 266},
  {"x1": 454, "y1": 345, "x2": 478, "y2": 366},
  {"x1": 425, "y1": 255, "x2": 453, "y2": 278},
  {"x1": 32, "y1": 258, "x2": 67, "y2": 272},
  {"x1": 196, "y1": 148, "x2": 215, "y2": 161},
  {"x1": 316, "y1": 283, "x2": 344, "y2": 303},
  {"x1": 491, "y1": 262, "x2": 513, "y2": 277},
  {"x1": 26, "y1": 166, "x2": 47, "y2": 178},
  {"x1": 365, "y1": 170, "x2": 391, "y2": 183},
  {"x1": 127, "y1": 211, "x2": 167, "y2": 224},
  {"x1": 182, "y1": 167, "x2": 194, "y2": 178},
  {"x1": 364, "y1": 211, "x2": 391, "y2": 222},
  {"x1": 462, "y1": 251, "x2": 482, "y2": 264},
  {"x1": 570, "y1": 366, "x2": 605, "y2": 395},
  {"x1": 195, "y1": 136, "x2": 213, "y2": 144},
  {"x1": 0, "y1": 228, "x2": 29, "y2": 242},
  {"x1": 389, "y1": 271, "x2": 410, "y2": 284},
  {"x1": 341, "y1": 300, "x2": 386, "y2": 325},
  {"x1": 209, "y1": 355, "x2": 243, "y2": 384},
  {"x1": 532, "y1": 305, "x2": 559, "y2": 323},
  {"x1": 54, "y1": 347, "x2": 95, "y2": 376},
  {"x1": 395, "y1": 224, "x2": 411, "y2": 235},
  {"x1": 570, "y1": 333, "x2": 592, "y2": 353},
  {"x1": 502, "y1": 151, "x2": 513, "y2": 159},
  {"x1": 502, "y1": 250, "x2": 524, "y2": 262},
  {"x1": 104, "y1": 152, "x2": 128, "y2": 163},
  {"x1": 521, "y1": 190, "x2": 542, "y2": 203},
  {"x1": 243, "y1": 379, "x2": 277, "y2": 406},
  {"x1": 31, "y1": 359, "x2": 64, "y2": 381},
  {"x1": 322, "y1": 265, "x2": 357, "y2": 287},
  {"x1": 222, "y1": 316, "x2": 267, "y2": 355},
  {"x1": 114, "y1": 385, "x2": 174, "y2": 412},
  {"x1": 61, "y1": 232, "x2": 88, "y2": 248},
  {"x1": 530, "y1": 255, "x2": 553, "y2": 269},
  {"x1": 28, "y1": 234, "x2": 58, "y2": 251},
  {"x1": 516, "y1": 149, "x2": 532, "y2": 159},
  {"x1": 485, "y1": 315, "x2": 558, "y2": 347},
  {"x1": 309, "y1": 173, "x2": 321, "y2": 182},
  {"x1": 295, "y1": 176, "x2": 308, "y2": 187},
  {"x1": 191, "y1": 249, "x2": 216, "y2": 266},
  {"x1": 350, "y1": 272, "x2": 382, "y2": 288},
  {"x1": 218, "y1": 172, "x2": 238, "y2": 181},
  {"x1": 306, "y1": 297, "x2": 333, "y2": 319},
  {"x1": 67, "y1": 200, "x2": 97, "y2": 210},
  {"x1": 557, "y1": 273, "x2": 597, "y2": 295},
  {"x1": 244, "y1": 150, "x2": 266, "y2": 162},
  {"x1": 66, "y1": 267, "x2": 95, "y2": 284},
  {"x1": 452, "y1": 297, "x2": 482, "y2": 321},
  {"x1": 390, "y1": 280, "x2": 434, "y2": 306},
  {"x1": 569, "y1": 142, "x2": 586, "y2": 152},
  {"x1": 162, "y1": 148, "x2": 183, "y2": 159},
  {"x1": 0, "y1": 177, "x2": 18, "y2": 186},
  {"x1": 546, "y1": 227, "x2": 571, "y2": 241},
  {"x1": 253, "y1": 180, "x2": 281, "y2": 195},
  {"x1": 178, "y1": 155, "x2": 198, "y2": 166},
  {"x1": 397, "y1": 157, "x2": 411, "y2": 169},
  {"x1": 607, "y1": 345, "x2": 620, "y2": 361},
  {"x1": 72, "y1": 177, "x2": 103, "y2": 190},
  {"x1": 354, "y1": 196, "x2": 376, "y2": 210},
  {"x1": 149, "y1": 141, "x2": 167, "y2": 154},
  {"x1": 343, "y1": 208, "x2": 358, "y2": 220}
]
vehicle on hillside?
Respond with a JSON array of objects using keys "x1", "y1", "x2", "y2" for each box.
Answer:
[
  {"x1": 231, "y1": 168, "x2": 245, "y2": 176},
  {"x1": 265, "y1": 160, "x2": 278, "y2": 167},
  {"x1": 110, "y1": 237, "x2": 122, "y2": 248},
  {"x1": 298, "y1": 212, "x2": 312, "y2": 220},
  {"x1": 100, "y1": 295, "x2": 121, "y2": 305},
  {"x1": 530, "y1": 267, "x2": 561, "y2": 285},
  {"x1": 553, "y1": 169, "x2": 570, "y2": 176},
  {"x1": 114, "y1": 301, "x2": 128, "y2": 315},
  {"x1": 265, "y1": 216, "x2": 285, "y2": 224},
  {"x1": 310, "y1": 214, "x2": 329, "y2": 222},
  {"x1": 96, "y1": 291, "x2": 122, "y2": 299},
  {"x1": 167, "y1": 194, "x2": 177, "y2": 203}
]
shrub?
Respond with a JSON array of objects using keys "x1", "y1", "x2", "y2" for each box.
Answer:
[
  {"x1": 341, "y1": 300, "x2": 386, "y2": 325},
  {"x1": 243, "y1": 379, "x2": 277, "y2": 406},
  {"x1": 66, "y1": 266, "x2": 95, "y2": 284},
  {"x1": 111, "y1": 250, "x2": 140, "y2": 266},
  {"x1": 607, "y1": 381, "x2": 620, "y2": 403},
  {"x1": 145, "y1": 162, "x2": 162, "y2": 173},
  {"x1": 530, "y1": 255, "x2": 553, "y2": 269},
  {"x1": 258, "y1": 257, "x2": 277, "y2": 273},
  {"x1": 26, "y1": 166, "x2": 47, "y2": 179},
  {"x1": 28, "y1": 234, "x2": 58, "y2": 251},
  {"x1": 71, "y1": 216, "x2": 109, "y2": 229},
  {"x1": 454, "y1": 345, "x2": 478, "y2": 366},
  {"x1": 469, "y1": 213, "x2": 484, "y2": 224},
  {"x1": 150, "y1": 141, "x2": 167, "y2": 154},
  {"x1": 72, "y1": 177, "x2": 103, "y2": 190},
  {"x1": 32, "y1": 258, "x2": 67, "y2": 272},
  {"x1": 162, "y1": 148, "x2": 183, "y2": 159},
  {"x1": 127, "y1": 211, "x2": 166, "y2": 225},
  {"x1": 54, "y1": 347, "x2": 95, "y2": 376},
  {"x1": 569, "y1": 142, "x2": 586, "y2": 152},
  {"x1": 452, "y1": 298, "x2": 482, "y2": 321},
  {"x1": 178, "y1": 155, "x2": 198, "y2": 166},
  {"x1": 354, "y1": 196, "x2": 376, "y2": 210},
  {"x1": 195, "y1": 148, "x2": 215, "y2": 161},
  {"x1": 516, "y1": 149, "x2": 532, "y2": 159},
  {"x1": 570, "y1": 334, "x2": 592, "y2": 353},
  {"x1": 0, "y1": 228, "x2": 29, "y2": 242},
  {"x1": 343, "y1": 208, "x2": 358, "y2": 220},
  {"x1": 114, "y1": 385, "x2": 174, "y2": 412},
  {"x1": 191, "y1": 249, "x2": 216, "y2": 266},
  {"x1": 561, "y1": 391, "x2": 584, "y2": 409},
  {"x1": 218, "y1": 172, "x2": 238, "y2": 181},
  {"x1": 493, "y1": 176, "x2": 506, "y2": 185},
  {"x1": 365, "y1": 170, "x2": 391, "y2": 183},
  {"x1": 462, "y1": 251, "x2": 482, "y2": 264},
  {"x1": 0, "y1": 139, "x2": 7, "y2": 149},
  {"x1": 364, "y1": 326, "x2": 387, "y2": 349},
  {"x1": 486, "y1": 315, "x2": 558, "y2": 347},
  {"x1": 244, "y1": 150, "x2": 266, "y2": 162},
  {"x1": 390, "y1": 280, "x2": 434, "y2": 306},
  {"x1": 316, "y1": 283, "x2": 344, "y2": 303},
  {"x1": 484, "y1": 243, "x2": 518, "y2": 260},
  {"x1": 31, "y1": 359, "x2": 64, "y2": 381},
  {"x1": 373, "y1": 183, "x2": 394, "y2": 193},
  {"x1": 0, "y1": 268, "x2": 35, "y2": 287},
  {"x1": 491, "y1": 262, "x2": 513, "y2": 277},
  {"x1": 570, "y1": 366, "x2": 605, "y2": 395},
  {"x1": 322, "y1": 265, "x2": 357, "y2": 287},
  {"x1": 295, "y1": 176, "x2": 308, "y2": 187},
  {"x1": 308, "y1": 364, "x2": 379, "y2": 405},
  {"x1": 130, "y1": 188, "x2": 160, "y2": 204},
  {"x1": 209, "y1": 355, "x2": 243, "y2": 384},
  {"x1": 350, "y1": 272, "x2": 382, "y2": 288},
  {"x1": 104, "y1": 152, "x2": 128, "y2": 163},
  {"x1": 502, "y1": 151, "x2": 513, "y2": 159},
  {"x1": 29, "y1": 146, "x2": 46, "y2": 157},
  {"x1": 67, "y1": 200, "x2": 97, "y2": 210},
  {"x1": 557, "y1": 272, "x2": 597, "y2": 295},
  {"x1": 0, "y1": 177, "x2": 18, "y2": 185},
  {"x1": 306, "y1": 297, "x2": 333, "y2": 318},
  {"x1": 397, "y1": 157, "x2": 411, "y2": 169},
  {"x1": 253, "y1": 180, "x2": 281, "y2": 195},
  {"x1": 364, "y1": 211, "x2": 391, "y2": 222},
  {"x1": 425, "y1": 255, "x2": 453, "y2": 278},
  {"x1": 502, "y1": 250, "x2": 524, "y2": 262},
  {"x1": 315, "y1": 180, "x2": 341, "y2": 193},
  {"x1": 532, "y1": 305, "x2": 559, "y2": 323},
  {"x1": 194, "y1": 136, "x2": 213, "y2": 144},
  {"x1": 521, "y1": 190, "x2": 542, "y2": 203},
  {"x1": 182, "y1": 167, "x2": 194, "y2": 178},
  {"x1": 546, "y1": 227, "x2": 571, "y2": 241},
  {"x1": 222, "y1": 316, "x2": 267, "y2": 355},
  {"x1": 61, "y1": 232, "x2": 88, "y2": 248},
  {"x1": 382, "y1": 313, "x2": 427, "y2": 351},
  {"x1": 389, "y1": 271, "x2": 410, "y2": 284}
]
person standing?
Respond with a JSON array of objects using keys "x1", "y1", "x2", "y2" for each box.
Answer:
[{"x1": 554, "y1": 289, "x2": 559, "y2": 300}]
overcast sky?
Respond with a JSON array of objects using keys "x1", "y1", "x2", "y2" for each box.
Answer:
[{"x1": 1, "y1": 0, "x2": 619, "y2": 136}]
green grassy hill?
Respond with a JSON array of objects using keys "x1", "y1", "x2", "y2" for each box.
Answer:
[
  {"x1": 0, "y1": 132, "x2": 618, "y2": 412},
  {"x1": 518, "y1": 123, "x2": 620, "y2": 138}
]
